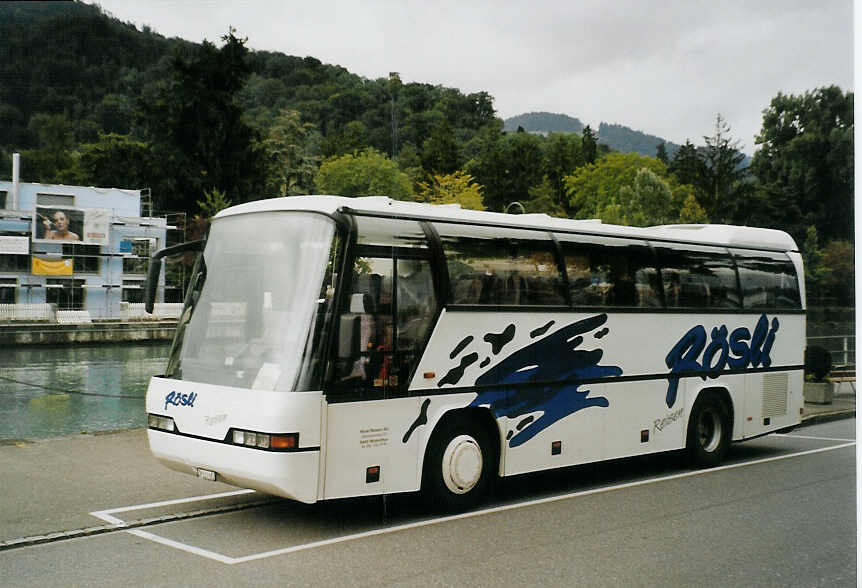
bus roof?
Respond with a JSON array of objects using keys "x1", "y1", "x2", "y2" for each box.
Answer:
[{"x1": 216, "y1": 195, "x2": 799, "y2": 252}]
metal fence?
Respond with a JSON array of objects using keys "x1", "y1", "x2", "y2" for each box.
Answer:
[{"x1": 807, "y1": 335, "x2": 855, "y2": 368}]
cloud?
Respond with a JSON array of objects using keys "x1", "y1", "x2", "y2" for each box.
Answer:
[{"x1": 93, "y1": 0, "x2": 853, "y2": 152}]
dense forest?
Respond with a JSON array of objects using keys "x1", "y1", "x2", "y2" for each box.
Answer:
[{"x1": 0, "y1": 1, "x2": 853, "y2": 304}]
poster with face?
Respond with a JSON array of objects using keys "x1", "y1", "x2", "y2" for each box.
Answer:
[{"x1": 32, "y1": 206, "x2": 110, "y2": 246}]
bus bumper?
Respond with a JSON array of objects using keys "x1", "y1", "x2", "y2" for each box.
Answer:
[{"x1": 147, "y1": 429, "x2": 320, "y2": 504}]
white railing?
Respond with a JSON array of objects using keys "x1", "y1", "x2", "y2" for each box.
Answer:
[
  {"x1": 120, "y1": 302, "x2": 183, "y2": 321},
  {"x1": 56, "y1": 310, "x2": 93, "y2": 324},
  {"x1": 0, "y1": 303, "x2": 56, "y2": 322},
  {"x1": 0, "y1": 303, "x2": 184, "y2": 323}
]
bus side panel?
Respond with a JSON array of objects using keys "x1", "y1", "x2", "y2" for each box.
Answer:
[
  {"x1": 602, "y1": 379, "x2": 687, "y2": 460},
  {"x1": 742, "y1": 314, "x2": 804, "y2": 438},
  {"x1": 323, "y1": 397, "x2": 421, "y2": 500},
  {"x1": 502, "y1": 397, "x2": 605, "y2": 476}
]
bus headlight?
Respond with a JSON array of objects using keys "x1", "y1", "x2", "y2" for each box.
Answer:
[
  {"x1": 148, "y1": 414, "x2": 176, "y2": 432},
  {"x1": 231, "y1": 429, "x2": 298, "y2": 451}
]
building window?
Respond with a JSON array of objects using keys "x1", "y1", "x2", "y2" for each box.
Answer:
[
  {"x1": 46, "y1": 278, "x2": 86, "y2": 310},
  {"x1": 122, "y1": 238, "x2": 155, "y2": 275},
  {"x1": 0, "y1": 278, "x2": 17, "y2": 304},
  {"x1": 0, "y1": 191, "x2": 7, "y2": 209},
  {"x1": 122, "y1": 279, "x2": 144, "y2": 303},
  {"x1": 36, "y1": 193, "x2": 75, "y2": 208},
  {"x1": 0, "y1": 254, "x2": 30, "y2": 271},
  {"x1": 62, "y1": 244, "x2": 100, "y2": 273}
]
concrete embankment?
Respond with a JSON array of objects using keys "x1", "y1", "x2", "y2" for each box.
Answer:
[{"x1": 0, "y1": 321, "x2": 177, "y2": 345}]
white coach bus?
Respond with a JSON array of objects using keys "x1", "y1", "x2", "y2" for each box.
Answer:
[{"x1": 144, "y1": 195, "x2": 805, "y2": 509}]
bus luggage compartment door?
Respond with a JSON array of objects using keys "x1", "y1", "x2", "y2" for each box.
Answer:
[{"x1": 323, "y1": 397, "x2": 422, "y2": 500}]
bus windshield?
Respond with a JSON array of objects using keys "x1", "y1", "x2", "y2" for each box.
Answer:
[{"x1": 165, "y1": 211, "x2": 339, "y2": 392}]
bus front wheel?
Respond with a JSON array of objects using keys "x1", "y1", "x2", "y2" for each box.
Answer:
[
  {"x1": 422, "y1": 416, "x2": 494, "y2": 511},
  {"x1": 686, "y1": 394, "x2": 730, "y2": 467}
]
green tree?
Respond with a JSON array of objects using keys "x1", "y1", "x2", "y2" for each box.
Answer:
[
  {"x1": 196, "y1": 187, "x2": 232, "y2": 218},
  {"x1": 321, "y1": 120, "x2": 368, "y2": 157},
  {"x1": 78, "y1": 133, "x2": 159, "y2": 195},
  {"x1": 617, "y1": 167, "x2": 676, "y2": 226},
  {"x1": 668, "y1": 140, "x2": 705, "y2": 188},
  {"x1": 523, "y1": 175, "x2": 567, "y2": 217},
  {"x1": 137, "y1": 29, "x2": 264, "y2": 213},
  {"x1": 655, "y1": 142, "x2": 669, "y2": 165},
  {"x1": 20, "y1": 113, "x2": 86, "y2": 184},
  {"x1": 751, "y1": 86, "x2": 854, "y2": 244},
  {"x1": 315, "y1": 148, "x2": 413, "y2": 199},
  {"x1": 819, "y1": 240, "x2": 854, "y2": 306},
  {"x1": 466, "y1": 130, "x2": 544, "y2": 211},
  {"x1": 542, "y1": 133, "x2": 583, "y2": 212},
  {"x1": 701, "y1": 113, "x2": 745, "y2": 222},
  {"x1": 395, "y1": 142, "x2": 424, "y2": 189},
  {"x1": 565, "y1": 152, "x2": 667, "y2": 219},
  {"x1": 678, "y1": 193, "x2": 709, "y2": 224},
  {"x1": 417, "y1": 171, "x2": 484, "y2": 210},
  {"x1": 582, "y1": 125, "x2": 598, "y2": 164},
  {"x1": 421, "y1": 119, "x2": 461, "y2": 175},
  {"x1": 263, "y1": 109, "x2": 318, "y2": 196}
]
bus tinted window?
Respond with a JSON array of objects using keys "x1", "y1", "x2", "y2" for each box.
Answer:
[
  {"x1": 558, "y1": 235, "x2": 660, "y2": 308},
  {"x1": 732, "y1": 249, "x2": 801, "y2": 309},
  {"x1": 356, "y1": 216, "x2": 428, "y2": 248},
  {"x1": 396, "y1": 258, "x2": 436, "y2": 385},
  {"x1": 337, "y1": 256, "x2": 394, "y2": 393},
  {"x1": 655, "y1": 245, "x2": 740, "y2": 309},
  {"x1": 436, "y1": 224, "x2": 565, "y2": 306}
]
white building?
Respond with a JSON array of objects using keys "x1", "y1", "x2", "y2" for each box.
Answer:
[{"x1": 0, "y1": 155, "x2": 182, "y2": 320}]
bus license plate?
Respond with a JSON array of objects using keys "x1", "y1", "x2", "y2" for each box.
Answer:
[{"x1": 196, "y1": 468, "x2": 217, "y2": 482}]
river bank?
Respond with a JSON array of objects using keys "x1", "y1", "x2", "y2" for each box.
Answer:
[{"x1": 0, "y1": 321, "x2": 177, "y2": 346}]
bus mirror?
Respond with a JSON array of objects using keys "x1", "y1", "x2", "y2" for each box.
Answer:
[
  {"x1": 144, "y1": 257, "x2": 162, "y2": 314},
  {"x1": 143, "y1": 239, "x2": 204, "y2": 314}
]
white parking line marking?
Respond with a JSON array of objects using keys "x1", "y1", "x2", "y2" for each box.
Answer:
[
  {"x1": 126, "y1": 529, "x2": 236, "y2": 564},
  {"x1": 89, "y1": 441, "x2": 855, "y2": 565},
  {"x1": 90, "y1": 488, "x2": 255, "y2": 522},
  {"x1": 774, "y1": 433, "x2": 856, "y2": 442}
]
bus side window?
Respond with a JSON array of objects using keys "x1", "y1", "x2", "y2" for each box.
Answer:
[
  {"x1": 732, "y1": 249, "x2": 801, "y2": 310},
  {"x1": 561, "y1": 237, "x2": 658, "y2": 308},
  {"x1": 438, "y1": 225, "x2": 564, "y2": 306},
  {"x1": 655, "y1": 246, "x2": 739, "y2": 309},
  {"x1": 396, "y1": 258, "x2": 436, "y2": 387}
]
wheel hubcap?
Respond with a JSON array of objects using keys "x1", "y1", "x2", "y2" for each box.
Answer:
[
  {"x1": 697, "y1": 408, "x2": 722, "y2": 453},
  {"x1": 441, "y1": 435, "x2": 483, "y2": 494}
]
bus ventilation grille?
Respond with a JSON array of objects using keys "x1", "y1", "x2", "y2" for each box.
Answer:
[{"x1": 762, "y1": 373, "x2": 789, "y2": 417}]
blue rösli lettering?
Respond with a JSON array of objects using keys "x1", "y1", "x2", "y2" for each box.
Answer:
[
  {"x1": 664, "y1": 314, "x2": 779, "y2": 408},
  {"x1": 164, "y1": 390, "x2": 197, "y2": 411}
]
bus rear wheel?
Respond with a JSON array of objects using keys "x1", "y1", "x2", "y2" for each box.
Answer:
[
  {"x1": 422, "y1": 416, "x2": 494, "y2": 511},
  {"x1": 686, "y1": 394, "x2": 730, "y2": 467}
]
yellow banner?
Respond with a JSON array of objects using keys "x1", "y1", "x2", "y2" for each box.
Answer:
[{"x1": 32, "y1": 257, "x2": 73, "y2": 276}]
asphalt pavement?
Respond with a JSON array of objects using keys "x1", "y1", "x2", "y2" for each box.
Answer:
[{"x1": 0, "y1": 394, "x2": 855, "y2": 587}]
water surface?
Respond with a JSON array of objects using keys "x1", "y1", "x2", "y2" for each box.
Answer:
[{"x1": 0, "y1": 343, "x2": 170, "y2": 441}]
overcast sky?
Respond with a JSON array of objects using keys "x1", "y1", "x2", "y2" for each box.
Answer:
[{"x1": 91, "y1": 0, "x2": 853, "y2": 154}]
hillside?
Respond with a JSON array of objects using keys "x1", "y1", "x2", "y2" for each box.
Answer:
[
  {"x1": 503, "y1": 112, "x2": 681, "y2": 158},
  {"x1": 0, "y1": 1, "x2": 497, "y2": 173},
  {"x1": 597, "y1": 122, "x2": 681, "y2": 158},
  {"x1": 503, "y1": 111, "x2": 584, "y2": 134}
]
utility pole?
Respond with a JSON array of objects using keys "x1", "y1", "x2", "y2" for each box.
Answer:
[{"x1": 389, "y1": 72, "x2": 401, "y2": 159}]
